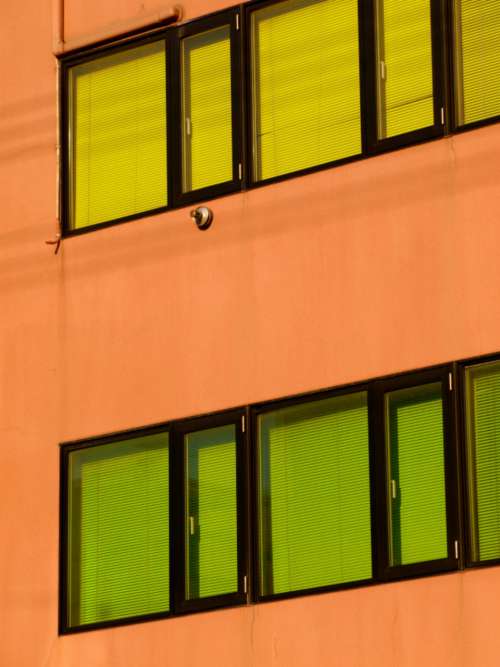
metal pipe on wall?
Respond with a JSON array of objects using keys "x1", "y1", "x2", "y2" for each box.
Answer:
[{"x1": 53, "y1": 3, "x2": 183, "y2": 55}]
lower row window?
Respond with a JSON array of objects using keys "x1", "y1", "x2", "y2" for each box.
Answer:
[{"x1": 61, "y1": 357, "x2": 500, "y2": 632}]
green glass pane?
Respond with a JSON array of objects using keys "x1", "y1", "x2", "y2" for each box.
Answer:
[
  {"x1": 385, "y1": 383, "x2": 447, "y2": 566},
  {"x1": 251, "y1": 0, "x2": 361, "y2": 181},
  {"x1": 375, "y1": 0, "x2": 434, "y2": 138},
  {"x1": 258, "y1": 392, "x2": 372, "y2": 596},
  {"x1": 185, "y1": 424, "x2": 238, "y2": 599},
  {"x1": 67, "y1": 433, "x2": 170, "y2": 626},
  {"x1": 454, "y1": 1, "x2": 500, "y2": 125},
  {"x1": 181, "y1": 26, "x2": 233, "y2": 192},
  {"x1": 69, "y1": 40, "x2": 167, "y2": 229},
  {"x1": 465, "y1": 361, "x2": 500, "y2": 561}
]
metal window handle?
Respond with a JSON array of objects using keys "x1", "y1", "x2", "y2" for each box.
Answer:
[
  {"x1": 186, "y1": 117, "x2": 191, "y2": 136},
  {"x1": 380, "y1": 60, "x2": 386, "y2": 81},
  {"x1": 391, "y1": 479, "x2": 397, "y2": 500},
  {"x1": 189, "y1": 516, "x2": 195, "y2": 535}
]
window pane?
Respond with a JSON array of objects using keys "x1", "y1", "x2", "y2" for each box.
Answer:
[
  {"x1": 67, "y1": 433, "x2": 170, "y2": 627},
  {"x1": 258, "y1": 392, "x2": 371, "y2": 596},
  {"x1": 181, "y1": 26, "x2": 233, "y2": 192},
  {"x1": 385, "y1": 383, "x2": 447, "y2": 566},
  {"x1": 185, "y1": 424, "x2": 238, "y2": 599},
  {"x1": 375, "y1": 0, "x2": 434, "y2": 139},
  {"x1": 69, "y1": 40, "x2": 167, "y2": 229},
  {"x1": 454, "y1": 1, "x2": 500, "y2": 125},
  {"x1": 251, "y1": 0, "x2": 361, "y2": 181},
  {"x1": 465, "y1": 361, "x2": 500, "y2": 561}
]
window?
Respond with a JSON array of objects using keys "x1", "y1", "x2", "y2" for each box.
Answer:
[
  {"x1": 63, "y1": 432, "x2": 170, "y2": 629},
  {"x1": 61, "y1": 410, "x2": 247, "y2": 632},
  {"x1": 61, "y1": 0, "x2": 500, "y2": 233},
  {"x1": 256, "y1": 391, "x2": 372, "y2": 597},
  {"x1": 66, "y1": 40, "x2": 168, "y2": 230},
  {"x1": 453, "y1": 0, "x2": 500, "y2": 127},
  {"x1": 374, "y1": 0, "x2": 437, "y2": 139},
  {"x1": 63, "y1": 358, "x2": 500, "y2": 631},
  {"x1": 249, "y1": 0, "x2": 362, "y2": 182},
  {"x1": 173, "y1": 411, "x2": 247, "y2": 612},
  {"x1": 374, "y1": 369, "x2": 459, "y2": 579},
  {"x1": 464, "y1": 359, "x2": 500, "y2": 563}
]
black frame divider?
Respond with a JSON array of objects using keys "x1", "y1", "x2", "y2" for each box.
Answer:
[
  {"x1": 171, "y1": 408, "x2": 249, "y2": 614},
  {"x1": 169, "y1": 8, "x2": 244, "y2": 208},
  {"x1": 372, "y1": 365, "x2": 460, "y2": 581},
  {"x1": 362, "y1": 0, "x2": 447, "y2": 155}
]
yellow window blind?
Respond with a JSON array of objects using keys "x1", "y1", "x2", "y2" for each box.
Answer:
[
  {"x1": 69, "y1": 40, "x2": 167, "y2": 229},
  {"x1": 375, "y1": 0, "x2": 434, "y2": 139},
  {"x1": 454, "y1": 1, "x2": 500, "y2": 125},
  {"x1": 181, "y1": 26, "x2": 233, "y2": 192},
  {"x1": 251, "y1": 0, "x2": 361, "y2": 182}
]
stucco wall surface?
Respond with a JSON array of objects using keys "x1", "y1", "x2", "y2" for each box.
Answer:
[{"x1": 1, "y1": 0, "x2": 500, "y2": 665}]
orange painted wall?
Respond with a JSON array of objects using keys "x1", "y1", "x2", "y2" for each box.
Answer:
[{"x1": 1, "y1": 0, "x2": 500, "y2": 664}]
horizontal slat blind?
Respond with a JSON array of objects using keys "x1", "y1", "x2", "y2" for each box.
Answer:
[
  {"x1": 376, "y1": 0, "x2": 434, "y2": 138},
  {"x1": 181, "y1": 26, "x2": 233, "y2": 192},
  {"x1": 185, "y1": 425, "x2": 238, "y2": 599},
  {"x1": 386, "y1": 383, "x2": 447, "y2": 566},
  {"x1": 67, "y1": 434, "x2": 169, "y2": 626},
  {"x1": 465, "y1": 361, "x2": 500, "y2": 561},
  {"x1": 70, "y1": 40, "x2": 167, "y2": 229},
  {"x1": 454, "y1": 1, "x2": 500, "y2": 125},
  {"x1": 251, "y1": 0, "x2": 361, "y2": 181},
  {"x1": 258, "y1": 392, "x2": 371, "y2": 596}
]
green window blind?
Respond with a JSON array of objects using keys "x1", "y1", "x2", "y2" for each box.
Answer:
[
  {"x1": 258, "y1": 392, "x2": 372, "y2": 596},
  {"x1": 465, "y1": 361, "x2": 500, "y2": 562},
  {"x1": 375, "y1": 0, "x2": 434, "y2": 139},
  {"x1": 185, "y1": 424, "x2": 238, "y2": 599},
  {"x1": 250, "y1": 0, "x2": 361, "y2": 182},
  {"x1": 385, "y1": 383, "x2": 447, "y2": 566},
  {"x1": 454, "y1": 1, "x2": 500, "y2": 125},
  {"x1": 69, "y1": 40, "x2": 167, "y2": 229},
  {"x1": 67, "y1": 434, "x2": 170, "y2": 627},
  {"x1": 181, "y1": 26, "x2": 233, "y2": 192}
]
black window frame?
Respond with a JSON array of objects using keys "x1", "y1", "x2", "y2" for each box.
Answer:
[
  {"x1": 458, "y1": 352, "x2": 500, "y2": 570},
  {"x1": 243, "y1": 0, "x2": 367, "y2": 190},
  {"x1": 169, "y1": 8, "x2": 244, "y2": 208},
  {"x1": 60, "y1": 7, "x2": 244, "y2": 238},
  {"x1": 59, "y1": 422, "x2": 174, "y2": 634},
  {"x1": 250, "y1": 382, "x2": 377, "y2": 604},
  {"x1": 371, "y1": 365, "x2": 461, "y2": 581},
  {"x1": 60, "y1": 32, "x2": 172, "y2": 237},
  {"x1": 362, "y1": 0, "x2": 447, "y2": 155},
  {"x1": 448, "y1": 0, "x2": 500, "y2": 134},
  {"x1": 171, "y1": 408, "x2": 249, "y2": 614},
  {"x1": 59, "y1": 407, "x2": 250, "y2": 634}
]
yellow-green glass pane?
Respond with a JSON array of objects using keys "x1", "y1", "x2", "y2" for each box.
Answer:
[
  {"x1": 185, "y1": 425, "x2": 238, "y2": 599},
  {"x1": 385, "y1": 383, "x2": 447, "y2": 566},
  {"x1": 182, "y1": 26, "x2": 233, "y2": 192},
  {"x1": 69, "y1": 40, "x2": 167, "y2": 229},
  {"x1": 251, "y1": 0, "x2": 361, "y2": 181},
  {"x1": 258, "y1": 392, "x2": 372, "y2": 596},
  {"x1": 454, "y1": 1, "x2": 500, "y2": 125},
  {"x1": 465, "y1": 361, "x2": 500, "y2": 562},
  {"x1": 67, "y1": 433, "x2": 170, "y2": 627},
  {"x1": 376, "y1": 0, "x2": 434, "y2": 139}
]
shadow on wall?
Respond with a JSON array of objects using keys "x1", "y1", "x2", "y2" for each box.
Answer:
[{"x1": 0, "y1": 93, "x2": 56, "y2": 163}]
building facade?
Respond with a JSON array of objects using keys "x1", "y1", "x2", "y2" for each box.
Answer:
[{"x1": 1, "y1": 0, "x2": 500, "y2": 665}]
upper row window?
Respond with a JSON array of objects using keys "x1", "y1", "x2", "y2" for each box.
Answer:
[{"x1": 62, "y1": 0, "x2": 500, "y2": 233}]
